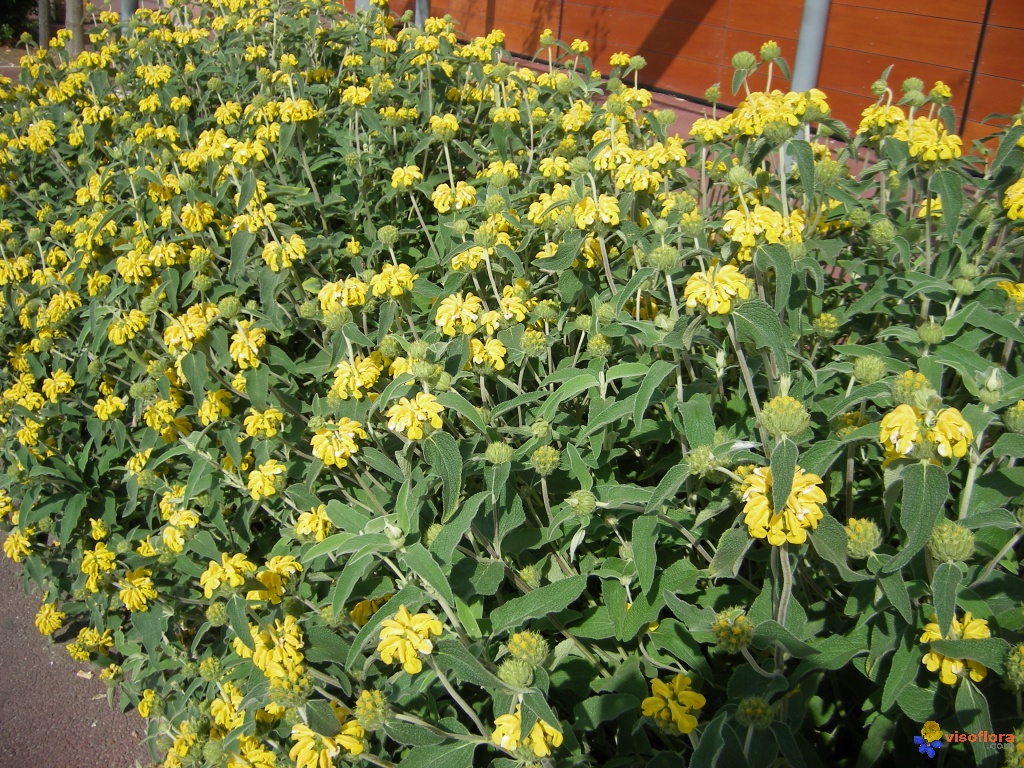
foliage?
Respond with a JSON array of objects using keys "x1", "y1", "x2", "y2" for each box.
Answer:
[{"x1": 1, "y1": 2, "x2": 1024, "y2": 767}]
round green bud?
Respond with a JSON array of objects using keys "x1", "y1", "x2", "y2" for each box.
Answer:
[
  {"x1": 497, "y1": 657, "x2": 534, "y2": 688},
  {"x1": 759, "y1": 395, "x2": 811, "y2": 438},
  {"x1": 853, "y1": 355, "x2": 887, "y2": 385},
  {"x1": 726, "y1": 165, "x2": 754, "y2": 188},
  {"x1": 959, "y1": 262, "x2": 981, "y2": 279},
  {"x1": 763, "y1": 120, "x2": 797, "y2": 144},
  {"x1": 298, "y1": 299, "x2": 319, "y2": 319},
  {"x1": 629, "y1": 54, "x2": 647, "y2": 71},
  {"x1": 686, "y1": 444, "x2": 720, "y2": 478},
  {"x1": 198, "y1": 656, "x2": 222, "y2": 682},
  {"x1": 870, "y1": 79, "x2": 889, "y2": 97},
  {"x1": 735, "y1": 696, "x2": 775, "y2": 729},
  {"x1": 845, "y1": 518, "x2": 882, "y2": 559},
  {"x1": 654, "y1": 109, "x2": 677, "y2": 127},
  {"x1": 377, "y1": 225, "x2": 399, "y2": 247},
  {"x1": 972, "y1": 202, "x2": 995, "y2": 226},
  {"x1": 507, "y1": 630, "x2": 549, "y2": 667},
  {"x1": 979, "y1": 368, "x2": 1004, "y2": 405},
  {"x1": 114, "y1": 539, "x2": 133, "y2": 555},
  {"x1": 281, "y1": 707, "x2": 302, "y2": 729},
  {"x1": 759, "y1": 40, "x2": 781, "y2": 62},
  {"x1": 732, "y1": 50, "x2": 757, "y2": 71},
  {"x1": 530, "y1": 446, "x2": 561, "y2": 476},
  {"x1": 917, "y1": 319, "x2": 945, "y2": 346},
  {"x1": 519, "y1": 564, "x2": 542, "y2": 590},
  {"x1": 192, "y1": 275, "x2": 213, "y2": 292},
  {"x1": 202, "y1": 740, "x2": 225, "y2": 766},
  {"x1": 26, "y1": 227, "x2": 43, "y2": 244},
  {"x1": 705, "y1": 83, "x2": 722, "y2": 104},
  {"x1": 680, "y1": 211, "x2": 705, "y2": 238},
  {"x1": 618, "y1": 541, "x2": 634, "y2": 562},
  {"x1": 812, "y1": 312, "x2": 840, "y2": 340},
  {"x1": 902, "y1": 77, "x2": 924, "y2": 94},
  {"x1": 87, "y1": 359, "x2": 103, "y2": 377},
  {"x1": 568, "y1": 156, "x2": 591, "y2": 176},
  {"x1": 565, "y1": 489, "x2": 597, "y2": 517},
  {"x1": 408, "y1": 340, "x2": 430, "y2": 360},
  {"x1": 139, "y1": 293, "x2": 162, "y2": 315},
  {"x1": 129, "y1": 379, "x2": 158, "y2": 399},
  {"x1": 354, "y1": 689, "x2": 389, "y2": 732},
  {"x1": 36, "y1": 516, "x2": 53, "y2": 533},
  {"x1": 485, "y1": 442, "x2": 514, "y2": 465},
  {"x1": 903, "y1": 90, "x2": 927, "y2": 108},
  {"x1": 573, "y1": 314, "x2": 592, "y2": 332},
  {"x1": 410, "y1": 360, "x2": 437, "y2": 381},
  {"x1": 378, "y1": 335, "x2": 403, "y2": 359},
  {"x1": 869, "y1": 219, "x2": 897, "y2": 248},
  {"x1": 422, "y1": 523, "x2": 442, "y2": 548},
  {"x1": 177, "y1": 173, "x2": 197, "y2": 192},
  {"x1": 530, "y1": 419, "x2": 551, "y2": 441},
  {"x1": 848, "y1": 208, "x2": 871, "y2": 229},
  {"x1": 815, "y1": 158, "x2": 843, "y2": 189},
  {"x1": 434, "y1": 371, "x2": 453, "y2": 392},
  {"x1": 927, "y1": 520, "x2": 975, "y2": 563},
  {"x1": 1004, "y1": 643, "x2": 1024, "y2": 692},
  {"x1": 952, "y1": 277, "x2": 975, "y2": 297},
  {"x1": 588, "y1": 334, "x2": 612, "y2": 357},
  {"x1": 323, "y1": 306, "x2": 353, "y2": 331},
  {"x1": 533, "y1": 300, "x2": 558, "y2": 322},
  {"x1": 343, "y1": 152, "x2": 360, "y2": 168},
  {"x1": 1004, "y1": 401, "x2": 1024, "y2": 434},
  {"x1": 205, "y1": 602, "x2": 229, "y2": 627},
  {"x1": 450, "y1": 219, "x2": 470, "y2": 237},
  {"x1": 711, "y1": 607, "x2": 754, "y2": 653},
  {"x1": 484, "y1": 194, "x2": 505, "y2": 216},
  {"x1": 646, "y1": 244, "x2": 680, "y2": 271}
]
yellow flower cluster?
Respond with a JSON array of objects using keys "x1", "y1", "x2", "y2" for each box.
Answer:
[
  {"x1": 376, "y1": 605, "x2": 443, "y2": 674},
  {"x1": 879, "y1": 404, "x2": 973, "y2": 461},
  {"x1": 310, "y1": 418, "x2": 367, "y2": 467},
  {"x1": 385, "y1": 392, "x2": 444, "y2": 440},
  {"x1": 921, "y1": 611, "x2": 990, "y2": 685},
  {"x1": 684, "y1": 261, "x2": 750, "y2": 315},
  {"x1": 490, "y1": 706, "x2": 563, "y2": 757},
  {"x1": 738, "y1": 464, "x2": 826, "y2": 546},
  {"x1": 641, "y1": 674, "x2": 707, "y2": 734}
]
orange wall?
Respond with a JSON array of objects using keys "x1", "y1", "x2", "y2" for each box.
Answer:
[{"x1": 423, "y1": 0, "x2": 1022, "y2": 144}]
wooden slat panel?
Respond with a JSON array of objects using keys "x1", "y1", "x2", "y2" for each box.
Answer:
[
  {"x1": 556, "y1": 0, "x2": 729, "y2": 27},
  {"x1": 961, "y1": 119, "x2": 1013, "y2": 148},
  {"x1": 642, "y1": 53, "x2": 722, "y2": 101},
  {"x1": 725, "y1": 0, "x2": 803, "y2": 39},
  {"x1": 561, "y1": 2, "x2": 726, "y2": 62},
  {"x1": 831, "y1": 0, "x2": 986, "y2": 24},
  {"x1": 987, "y1": 1, "x2": 1024, "y2": 31},
  {"x1": 824, "y1": 5, "x2": 981, "y2": 69},
  {"x1": 965, "y1": 73, "x2": 1022, "y2": 125},
  {"x1": 435, "y1": 0, "x2": 559, "y2": 32},
  {"x1": 722, "y1": 28, "x2": 798, "y2": 68},
  {"x1": 976, "y1": 25, "x2": 1024, "y2": 77},
  {"x1": 817, "y1": 46, "x2": 972, "y2": 114}
]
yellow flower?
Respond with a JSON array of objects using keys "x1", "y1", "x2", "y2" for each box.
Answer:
[
  {"x1": 41, "y1": 369, "x2": 74, "y2": 402},
  {"x1": 683, "y1": 261, "x2": 750, "y2": 315},
  {"x1": 244, "y1": 407, "x2": 284, "y2": 438},
  {"x1": 525, "y1": 717, "x2": 564, "y2": 757},
  {"x1": 290, "y1": 724, "x2": 344, "y2": 768},
  {"x1": 435, "y1": 291, "x2": 482, "y2": 335},
  {"x1": 247, "y1": 459, "x2": 286, "y2": 500},
  {"x1": 119, "y1": 568, "x2": 158, "y2": 611},
  {"x1": 921, "y1": 611, "x2": 990, "y2": 685},
  {"x1": 1004, "y1": 178, "x2": 1024, "y2": 221},
  {"x1": 570, "y1": 38, "x2": 589, "y2": 54},
  {"x1": 369, "y1": 263, "x2": 417, "y2": 297},
  {"x1": 391, "y1": 165, "x2": 423, "y2": 189},
  {"x1": 879, "y1": 404, "x2": 923, "y2": 456},
  {"x1": 200, "y1": 553, "x2": 257, "y2": 598},
  {"x1": 198, "y1": 390, "x2": 232, "y2": 426},
  {"x1": 81, "y1": 541, "x2": 117, "y2": 591},
  {"x1": 641, "y1": 674, "x2": 706, "y2": 734},
  {"x1": 431, "y1": 181, "x2": 476, "y2": 213},
  {"x1": 921, "y1": 720, "x2": 943, "y2": 742},
  {"x1": 296, "y1": 505, "x2": 334, "y2": 542},
  {"x1": 610, "y1": 52, "x2": 631, "y2": 67},
  {"x1": 385, "y1": 392, "x2": 444, "y2": 440},
  {"x1": 93, "y1": 395, "x2": 127, "y2": 421},
  {"x1": 351, "y1": 594, "x2": 391, "y2": 627},
  {"x1": 376, "y1": 605, "x2": 443, "y2": 674},
  {"x1": 740, "y1": 464, "x2": 826, "y2": 546},
  {"x1": 470, "y1": 337, "x2": 506, "y2": 370},
  {"x1": 137, "y1": 689, "x2": 157, "y2": 718},
  {"x1": 928, "y1": 407, "x2": 973, "y2": 459},
  {"x1": 34, "y1": 602, "x2": 65, "y2": 635},
  {"x1": 997, "y1": 280, "x2": 1024, "y2": 313},
  {"x1": 310, "y1": 418, "x2": 367, "y2": 468},
  {"x1": 229, "y1": 320, "x2": 266, "y2": 369}
]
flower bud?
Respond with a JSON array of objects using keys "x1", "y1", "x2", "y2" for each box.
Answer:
[
  {"x1": 952, "y1": 277, "x2": 975, "y2": 297},
  {"x1": 323, "y1": 306, "x2": 353, "y2": 331},
  {"x1": 917, "y1": 319, "x2": 945, "y2": 346},
  {"x1": 530, "y1": 446, "x2": 561, "y2": 476},
  {"x1": 573, "y1": 314, "x2": 592, "y2": 332},
  {"x1": 927, "y1": 520, "x2": 975, "y2": 563},
  {"x1": 205, "y1": 601, "x2": 229, "y2": 627},
  {"x1": 685, "y1": 444, "x2": 719, "y2": 478},
  {"x1": 217, "y1": 295, "x2": 241, "y2": 319},
  {"x1": 422, "y1": 523, "x2": 442, "y2": 548},
  {"x1": 705, "y1": 84, "x2": 721, "y2": 104},
  {"x1": 869, "y1": 219, "x2": 897, "y2": 248},
  {"x1": 568, "y1": 156, "x2": 591, "y2": 176},
  {"x1": 530, "y1": 419, "x2": 551, "y2": 441},
  {"x1": 759, "y1": 40, "x2": 781, "y2": 62},
  {"x1": 497, "y1": 657, "x2": 534, "y2": 688},
  {"x1": 434, "y1": 371, "x2": 453, "y2": 392},
  {"x1": 202, "y1": 740, "x2": 225, "y2": 766},
  {"x1": 629, "y1": 55, "x2": 647, "y2": 71},
  {"x1": 588, "y1": 334, "x2": 612, "y2": 357},
  {"x1": 199, "y1": 656, "x2": 222, "y2": 681},
  {"x1": 726, "y1": 165, "x2": 754, "y2": 189},
  {"x1": 507, "y1": 630, "x2": 549, "y2": 667},
  {"x1": 519, "y1": 564, "x2": 542, "y2": 589},
  {"x1": 711, "y1": 607, "x2": 754, "y2": 653},
  {"x1": 735, "y1": 697, "x2": 774, "y2": 729},
  {"x1": 565, "y1": 489, "x2": 597, "y2": 517},
  {"x1": 812, "y1": 312, "x2": 840, "y2": 340},
  {"x1": 1004, "y1": 401, "x2": 1024, "y2": 434},
  {"x1": 680, "y1": 211, "x2": 705, "y2": 238},
  {"x1": 759, "y1": 395, "x2": 811, "y2": 438},
  {"x1": 355, "y1": 689, "x2": 389, "y2": 732},
  {"x1": 407, "y1": 340, "x2": 430, "y2": 360},
  {"x1": 903, "y1": 90, "x2": 927, "y2": 108},
  {"x1": 654, "y1": 109, "x2": 677, "y2": 127},
  {"x1": 485, "y1": 442, "x2": 514, "y2": 465},
  {"x1": 848, "y1": 208, "x2": 871, "y2": 229},
  {"x1": 731, "y1": 50, "x2": 757, "y2": 71},
  {"x1": 902, "y1": 77, "x2": 924, "y2": 94},
  {"x1": 1005, "y1": 644, "x2": 1024, "y2": 692},
  {"x1": 377, "y1": 225, "x2": 399, "y2": 247},
  {"x1": 845, "y1": 518, "x2": 882, "y2": 559}
]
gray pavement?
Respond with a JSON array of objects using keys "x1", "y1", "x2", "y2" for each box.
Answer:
[{"x1": 0, "y1": 543, "x2": 151, "y2": 768}]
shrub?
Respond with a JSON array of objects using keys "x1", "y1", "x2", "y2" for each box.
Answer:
[{"x1": 1, "y1": 2, "x2": 1024, "y2": 767}]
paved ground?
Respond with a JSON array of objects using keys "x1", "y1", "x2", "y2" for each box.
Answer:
[{"x1": 0, "y1": 543, "x2": 151, "y2": 768}]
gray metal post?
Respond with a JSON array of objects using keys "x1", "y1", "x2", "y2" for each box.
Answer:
[
  {"x1": 354, "y1": 0, "x2": 370, "y2": 10},
  {"x1": 414, "y1": 0, "x2": 428, "y2": 29},
  {"x1": 121, "y1": 0, "x2": 138, "y2": 35},
  {"x1": 791, "y1": 0, "x2": 831, "y2": 92}
]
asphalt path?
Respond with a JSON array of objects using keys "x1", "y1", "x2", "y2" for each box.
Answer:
[{"x1": 0, "y1": 543, "x2": 150, "y2": 768}]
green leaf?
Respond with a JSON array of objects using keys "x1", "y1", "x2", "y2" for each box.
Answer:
[
  {"x1": 930, "y1": 637, "x2": 1011, "y2": 675},
  {"x1": 132, "y1": 607, "x2": 164, "y2": 661},
  {"x1": 880, "y1": 630, "x2": 924, "y2": 712},
  {"x1": 809, "y1": 515, "x2": 870, "y2": 582},
  {"x1": 423, "y1": 431, "x2": 463, "y2": 520},
  {"x1": 932, "y1": 561, "x2": 963, "y2": 638},
  {"x1": 436, "y1": 391, "x2": 488, "y2": 434},
  {"x1": 878, "y1": 566, "x2": 914, "y2": 623},
  {"x1": 709, "y1": 527, "x2": 753, "y2": 579},
  {"x1": 401, "y1": 543, "x2": 456, "y2": 607},
  {"x1": 632, "y1": 515, "x2": 659, "y2": 596},
  {"x1": 789, "y1": 140, "x2": 815, "y2": 204},
  {"x1": 883, "y1": 462, "x2": 948, "y2": 573},
  {"x1": 754, "y1": 619, "x2": 819, "y2": 658},
  {"x1": 538, "y1": 370, "x2": 598, "y2": 421},
  {"x1": 330, "y1": 553, "x2": 374, "y2": 618},
  {"x1": 956, "y1": 679, "x2": 1000, "y2": 768},
  {"x1": 535, "y1": 229, "x2": 583, "y2": 272},
  {"x1": 928, "y1": 169, "x2": 963, "y2": 240},
  {"x1": 680, "y1": 393, "x2": 715, "y2": 448},
  {"x1": 573, "y1": 693, "x2": 639, "y2": 731},
  {"x1": 396, "y1": 741, "x2": 477, "y2": 768},
  {"x1": 633, "y1": 360, "x2": 675, "y2": 424},
  {"x1": 227, "y1": 595, "x2": 254, "y2": 651},
  {"x1": 993, "y1": 433, "x2": 1024, "y2": 459},
  {"x1": 434, "y1": 638, "x2": 507, "y2": 692},
  {"x1": 490, "y1": 575, "x2": 588, "y2": 634},
  {"x1": 770, "y1": 439, "x2": 798, "y2": 520},
  {"x1": 733, "y1": 299, "x2": 790, "y2": 374},
  {"x1": 756, "y1": 243, "x2": 793, "y2": 313},
  {"x1": 644, "y1": 462, "x2": 690, "y2": 512}
]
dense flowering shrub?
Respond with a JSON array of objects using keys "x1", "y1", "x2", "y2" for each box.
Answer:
[{"x1": 1, "y1": 2, "x2": 1024, "y2": 766}]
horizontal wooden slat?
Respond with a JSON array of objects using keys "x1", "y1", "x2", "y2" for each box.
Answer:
[
  {"x1": 725, "y1": 0, "x2": 803, "y2": 39},
  {"x1": 434, "y1": 0, "x2": 559, "y2": 32},
  {"x1": 824, "y1": 5, "x2": 981, "y2": 69},
  {"x1": 987, "y1": 2, "x2": 1024, "y2": 31},
  {"x1": 976, "y1": 24, "x2": 1024, "y2": 77},
  {"x1": 831, "y1": 0, "x2": 986, "y2": 24},
  {"x1": 561, "y1": 3, "x2": 726, "y2": 63},
  {"x1": 554, "y1": 0, "x2": 729, "y2": 27},
  {"x1": 964, "y1": 72, "x2": 1022, "y2": 125},
  {"x1": 961, "y1": 119, "x2": 1014, "y2": 148},
  {"x1": 638, "y1": 52, "x2": 722, "y2": 100}
]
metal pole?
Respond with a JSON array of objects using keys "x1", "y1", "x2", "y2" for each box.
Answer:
[
  {"x1": 791, "y1": 0, "x2": 831, "y2": 92},
  {"x1": 37, "y1": 0, "x2": 51, "y2": 46},
  {"x1": 354, "y1": 0, "x2": 370, "y2": 10},
  {"x1": 414, "y1": 0, "x2": 428, "y2": 30},
  {"x1": 121, "y1": 0, "x2": 138, "y2": 35}
]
